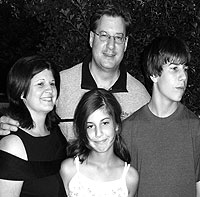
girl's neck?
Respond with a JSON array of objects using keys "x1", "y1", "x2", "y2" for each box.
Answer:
[{"x1": 86, "y1": 152, "x2": 118, "y2": 168}]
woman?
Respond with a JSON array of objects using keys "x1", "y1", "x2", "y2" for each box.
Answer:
[
  {"x1": 60, "y1": 88, "x2": 138, "y2": 197},
  {"x1": 0, "y1": 56, "x2": 67, "y2": 196}
]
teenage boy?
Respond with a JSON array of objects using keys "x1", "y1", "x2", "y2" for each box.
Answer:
[{"x1": 122, "y1": 36, "x2": 200, "y2": 196}]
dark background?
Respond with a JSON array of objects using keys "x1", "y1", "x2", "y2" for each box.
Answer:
[{"x1": 0, "y1": 0, "x2": 200, "y2": 116}]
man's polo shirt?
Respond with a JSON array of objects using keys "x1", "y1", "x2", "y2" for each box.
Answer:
[
  {"x1": 81, "y1": 54, "x2": 128, "y2": 93},
  {"x1": 57, "y1": 55, "x2": 150, "y2": 140}
]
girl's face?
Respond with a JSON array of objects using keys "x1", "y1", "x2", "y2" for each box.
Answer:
[
  {"x1": 86, "y1": 107, "x2": 118, "y2": 153},
  {"x1": 23, "y1": 69, "x2": 57, "y2": 116}
]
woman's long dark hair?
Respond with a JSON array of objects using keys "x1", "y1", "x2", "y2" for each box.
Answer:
[
  {"x1": 67, "y1": 88, "x2": 131, "y2": 164},
  {"x1": 5, "y1": 55, "x2": 61, "y2": 130}
]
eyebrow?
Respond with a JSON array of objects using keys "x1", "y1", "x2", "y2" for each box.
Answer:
[
  {"x1": 87, "y1": 117, "x2": 111, "y2": 124},
  {"x1": 99, "y1": 30, "x2": 125, "y2": 36},
  {"x1": 169, "y1": 63, "x2": 186, "y2": 66}
]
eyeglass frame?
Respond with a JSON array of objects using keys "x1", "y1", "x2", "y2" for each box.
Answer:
[{"x1": 92, "y1": 31, "x2": 127, "y2": 44}]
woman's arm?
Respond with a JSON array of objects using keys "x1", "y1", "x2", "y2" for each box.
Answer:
[
  {"x1": 0, "y1": 135, "x2": 27, "y2": 196},
  {"x1": 0, "y1": 179, "x2": 23, "y2": 197}
]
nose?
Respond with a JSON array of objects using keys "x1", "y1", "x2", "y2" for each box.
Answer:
[
  {"x1": 106, "y1": 36, "x2": 115, "y2": 50},
  {"x1": 179, "y1": 69, "x2": 187, "y2": 81},
  {"x1": 95, "y1": 125, "x2": 103, "y2": 138},
  {"x1": 45, "y1": 84, "x2": 53, "y2": 93}
]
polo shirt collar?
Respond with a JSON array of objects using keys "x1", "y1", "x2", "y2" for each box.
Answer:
[{"x1": 81, "y1": 54, "x2": 128, "y2": 93}]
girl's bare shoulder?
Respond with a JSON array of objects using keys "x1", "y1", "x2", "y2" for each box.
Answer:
[
  {"x1": 126, "y1": 165, "x2": 139, "y2": 196},
  {"x1": 60, "y1": 157, "x2": 77, "y2": 181}
]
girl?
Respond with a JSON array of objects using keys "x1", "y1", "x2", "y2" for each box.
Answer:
[{"x1": 60, "y1": 88, "x2": 138, "y2": 197}]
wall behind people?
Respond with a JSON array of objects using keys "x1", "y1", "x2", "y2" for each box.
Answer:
[{"x1": 1, "y1": 0, "x2": 200, "y2": 116}]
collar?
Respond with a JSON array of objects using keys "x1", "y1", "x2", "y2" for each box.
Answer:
[{"x1": 81, "y1": 54, "x2": 128, "y2": 93}]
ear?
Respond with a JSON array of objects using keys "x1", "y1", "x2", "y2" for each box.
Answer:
[
  {"x1": 20, "y1": 93, "x2": 24, "y2": 100},
  {"x1": 20, "y1": 93, "x2": 27, "y2": 103},
  {"x1": 150, "y1": 75, "x2": 159, "y2": 83},
  {"x1": 115, "y1": 124, "x2": 119, "y2": 133},
  {"x1": 124, "y1": 36, "x2": 129, "y2": 52},
  {"x1": 89, "y1": 31, "x2": 95, "y2": 48}
]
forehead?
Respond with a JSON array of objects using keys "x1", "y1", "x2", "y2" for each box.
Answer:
[
  {"x1": 87, "y1": 107, "x2": 111, "y2": 122},
  {"x1": 96, "y1": 15, "x2": 126, "y2": 34},
  {"x1": 31, "y1": 69, "x2": 54, "y2": 81}
]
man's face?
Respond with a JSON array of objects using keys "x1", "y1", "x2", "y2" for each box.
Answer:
[
  {"x1": 89, "y1": 15, "x2": 128, "y2": 72},
  {"x1": 152, "y1": 62, "x2": 188, "y2": 103}
]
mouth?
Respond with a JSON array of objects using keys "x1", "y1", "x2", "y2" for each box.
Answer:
[
  {"x1": 94, "y1": 138, "x2": 107, "y2": 144},
  {"x1": 41, "y1": 97, "x2": 53, "y2": 102},
  {"x1": 103, "y1": 52, "x2": 116, "y2": 57},
  {"x1": 176, "y1": 86, "x2": 185, "y2": 90}
]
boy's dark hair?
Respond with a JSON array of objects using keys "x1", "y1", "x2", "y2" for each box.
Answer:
[
  {"x1": 5, "y1": 55, "x2": 61, "y2": 130},
  {"x1": 67, "y1": 88, "x2": 131, "y2": 164},
  {"x1": 90, "y1": 3, "x2": 132, "y2": 36},
  {"x1": 142, "y1": 36, "x2": 191, "y2": 94}
]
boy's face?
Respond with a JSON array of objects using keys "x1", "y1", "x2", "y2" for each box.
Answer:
[{"x1": 152, "y1": 62, "x2": 188, "y2": 103}]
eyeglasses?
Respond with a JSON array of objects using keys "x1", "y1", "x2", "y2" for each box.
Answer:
[{"x1": 93, "y1": 31, "x2": 126, "y2": 44}]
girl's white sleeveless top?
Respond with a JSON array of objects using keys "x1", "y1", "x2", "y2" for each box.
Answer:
[{"x1": 67, "y1": 156, "x2": 130, "y2": 197}]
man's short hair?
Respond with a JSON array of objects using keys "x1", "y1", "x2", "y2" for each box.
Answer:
[{"x1": 90, "y1": 3, "x2": 132, "y2": 36}]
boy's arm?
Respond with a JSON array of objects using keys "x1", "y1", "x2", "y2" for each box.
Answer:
[{"x1": 0, "y1": 116, "x2": 19, "y2": 135}]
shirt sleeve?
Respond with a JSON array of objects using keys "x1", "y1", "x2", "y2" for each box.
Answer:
[{"x1": 0, "y1": 150, "x2": 62, "y2": 180}]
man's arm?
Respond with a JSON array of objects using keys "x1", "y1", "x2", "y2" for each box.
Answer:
[{"x1": 0, "y1": 116, "x2": 19, "y2": 135}]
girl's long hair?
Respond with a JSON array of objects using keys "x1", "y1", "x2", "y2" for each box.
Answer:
[{"x1": 67, "y1": 88, "x2": 131, "y2": 164}]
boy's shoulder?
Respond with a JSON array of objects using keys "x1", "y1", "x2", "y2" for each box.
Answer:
[
  {"x1": 181, "y1": 103, "x2": 200, "y2": 120},
  {"x1": 123, "y1": 104, "x2": 148, "y2": 123},
  {"x1": 181, "y1": 104, "x2": 200, "y2": 127}
]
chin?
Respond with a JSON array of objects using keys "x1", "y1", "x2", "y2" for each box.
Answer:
[{"x1": 43, "y1": 106, "x2": 54, "y2": 113}]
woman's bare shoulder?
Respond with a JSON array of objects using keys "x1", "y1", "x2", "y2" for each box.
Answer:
[{"x1": 0, "y1": 134, "x2": 27, "y2": 160}]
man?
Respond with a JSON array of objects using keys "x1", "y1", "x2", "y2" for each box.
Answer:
[
  {"x1": 0, "y1": 3, "x2": 150, "y2": 140},
  {"x1": 122, "y1": 36, "x2": 200, "y2": 196}
]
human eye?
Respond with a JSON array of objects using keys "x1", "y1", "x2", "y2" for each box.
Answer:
[
  {"x1": 115, "y1": 35, "x2": 124, "y2": 43},
  {"x1": 37, "y1": 81, "x2": 45, "y2": 87},
  {"x1": 102, "y1": 119, "x2": 110, "y2": 126},
  {"x1": 169, "y1": 65, "x2": 178, "y2": 72},
  {"x1": 172, "y1": 66, "x2": 178, "y2": 71},
  {"x1": 99, "y1": 32, "x2": 109, "y2": 41},
  {"x1": 50, "y1": 81, "x2": 56, "y2": 86},
  {"x1": 184, "y1": 65, "x2": 189, "y2": 72},
  {"x1": 86, "y1": 124, "x2": 94, "y2": 130}
]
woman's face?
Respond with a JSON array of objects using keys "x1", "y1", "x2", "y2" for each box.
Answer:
[
  {"x1": 86, "y1": 107, "x2": 118, "y2": 153},
  {"x1": 23, "y1": 69, "x2": 57, "y2": 116}
]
